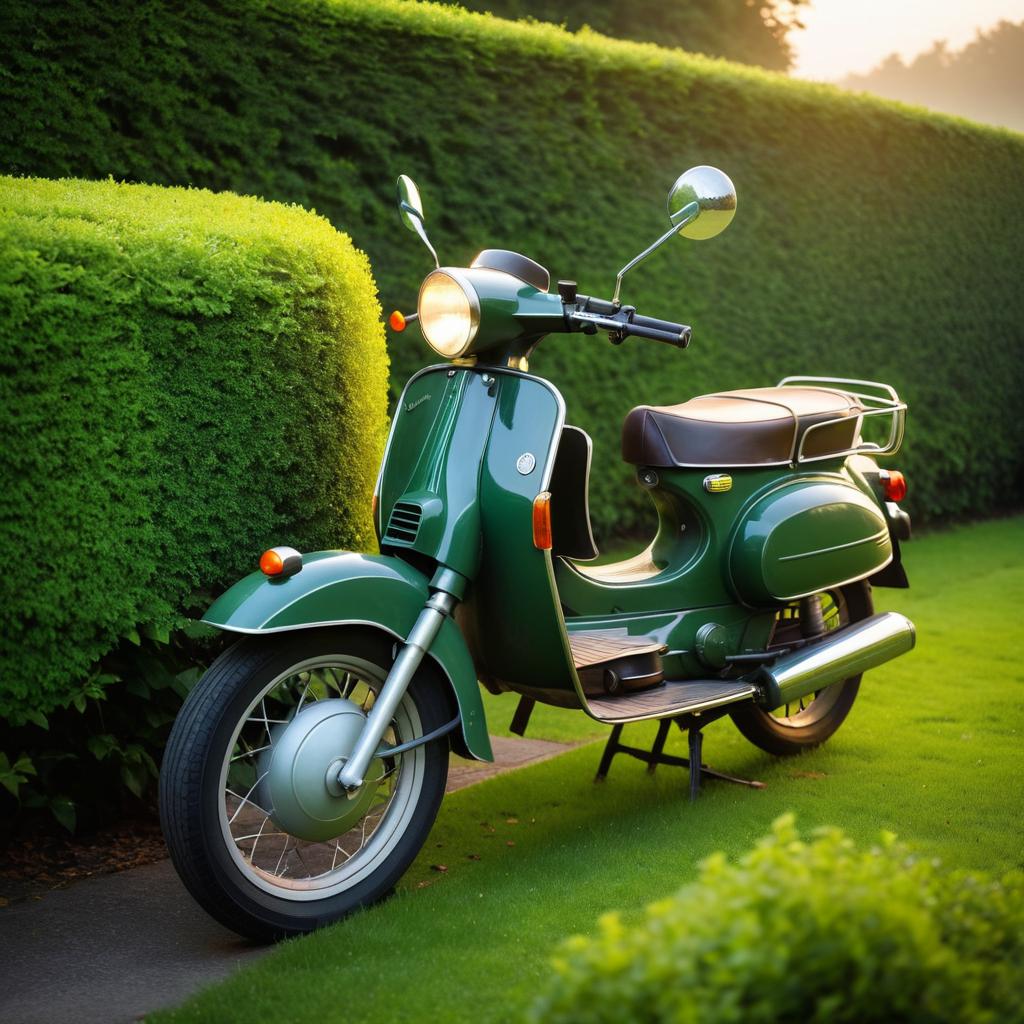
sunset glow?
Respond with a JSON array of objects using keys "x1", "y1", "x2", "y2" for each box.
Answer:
[{"x1": 791, "y1": 0, "x2": 1024, "y2": 80}]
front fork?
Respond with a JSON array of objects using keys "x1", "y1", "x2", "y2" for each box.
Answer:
[{"x1": 336, "y1": 589, "x2": 459, "y2": 790}]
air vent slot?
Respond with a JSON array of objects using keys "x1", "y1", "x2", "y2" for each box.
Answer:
[{"x1": 384, "y1": 501, "x2": 422, "y2": 544}]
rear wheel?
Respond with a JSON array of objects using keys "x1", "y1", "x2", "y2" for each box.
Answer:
[
  {"x1": 159, "y1": 627, "x2": 450, "y2": 941},
  {"x1": 730, "y1": 581, "x2": 873, "y2": 756}
]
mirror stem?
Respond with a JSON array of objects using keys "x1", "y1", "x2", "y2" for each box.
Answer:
[
  {"x1": 414, "y1": 221, "x2": 440, "y2": 269},
  {"x1": 400, "y1": 201, "x2": 440, "y2": 269},
  {"x1": 612, "y1": 202, "x2": 699, "y2": 306}
]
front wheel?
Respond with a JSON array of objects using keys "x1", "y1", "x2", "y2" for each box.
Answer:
[
  {"x1": 159, "y1": 627, "x2": 450, "y2": 941},
  {"x1": 730, "y1": 581, "x2": 873, "y2": 756}
]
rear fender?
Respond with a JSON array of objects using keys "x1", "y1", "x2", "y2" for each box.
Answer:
[{"x1": 203, "y1": 552, "x2": 492, "y2": 761}]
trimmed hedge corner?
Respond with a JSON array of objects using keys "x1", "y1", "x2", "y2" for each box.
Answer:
[
  {"x1": 0, "y1": 176, "x2": 387, "y2": 721},
  {"x1": 2, "y1": 0, "x2": 1022, "y2": 535},
  {"x1": 531, "y1": 816, "x2": 1024, "y2": 1024}
]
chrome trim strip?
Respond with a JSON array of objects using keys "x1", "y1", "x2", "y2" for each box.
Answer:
[{"x1": 777, "y1": 526, "x2": 889, "y2": 562}]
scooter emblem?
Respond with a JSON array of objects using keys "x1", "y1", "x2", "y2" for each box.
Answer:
[
  {"x1": 404, "y1": 393, "x2": 432, "y2": 413},
  {"x1": 516, "y1": 452, "x2": 536, "y2": 475}
]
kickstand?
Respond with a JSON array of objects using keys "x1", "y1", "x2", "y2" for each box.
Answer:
[{"x1": 594, "y1": 710, "x2": 765, "y2": 801}]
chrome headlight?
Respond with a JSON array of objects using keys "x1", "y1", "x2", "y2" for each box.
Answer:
[{"x1": 417, "y1": 270, "x2": 480, "y2": 358}]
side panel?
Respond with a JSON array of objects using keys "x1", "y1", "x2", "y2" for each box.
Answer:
[
  {"x1": 204, "y1": 552, "x2": 492, "y2": 761},
  {"x1": 376, "y1": 367, "x2": 497, "y2": 580},
  {"x1": 461, "y1": 371, "x2": 582, "y2": 700},
  {"x1": 730, "y1": 480, "x2": 891, "y2": 605}
]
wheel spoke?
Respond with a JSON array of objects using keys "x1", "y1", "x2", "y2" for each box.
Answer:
[
  {"x1": 246, "y1": 816, "x2": 271, "y2": 863},
  {"x1": 227, "y1": 770, "x2": 271, "y2": 823},
  {"x1": 296, "y1": 677, "x2": 315, "y2": 712},
  {"x1": 330, "y1": 841, "x2": 352, "y2": 871},
  {"x1": 235, "y1": 824, "x2": 286, "y2": 844},
  {"x1": 231, "y1": 742, "x2": 271, "y2": 763},
  {"x1": 273, "y1": 836, "x2": 292, "y2": 876}
]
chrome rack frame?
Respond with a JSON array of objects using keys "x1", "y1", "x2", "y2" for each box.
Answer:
[{"x1": 777, "y1": 376, "x2": 907, "y2": 465}]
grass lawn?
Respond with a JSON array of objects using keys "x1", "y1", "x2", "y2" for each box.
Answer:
[{"x1": 154, "y1": 516, "x2": 1024, "y2": 1023}]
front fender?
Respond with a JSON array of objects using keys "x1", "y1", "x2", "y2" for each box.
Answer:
[{"x1": 204, "y1": 552, "x2": 492, "y2": 762}]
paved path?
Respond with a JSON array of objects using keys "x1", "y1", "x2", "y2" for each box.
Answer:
[{"x1": 0, "y1": 736, "x2": 574, "y2": 1024}]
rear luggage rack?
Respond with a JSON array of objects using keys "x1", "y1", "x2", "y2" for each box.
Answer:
[{"x1": 778, "y1": 376, "x2": 906, "y2": 464}]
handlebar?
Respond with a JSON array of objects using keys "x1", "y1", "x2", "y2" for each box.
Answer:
[
  {"x1": 566, "y1": 292, "x2": 691, "y2": 349},
  {"x1": 628, "y1": 314, "x2": 693, "y2": 347}
]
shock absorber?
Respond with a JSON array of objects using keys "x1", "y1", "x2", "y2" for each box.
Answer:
[{"x1": 799, "y1": 594, "x2": 827, "y2": 639}]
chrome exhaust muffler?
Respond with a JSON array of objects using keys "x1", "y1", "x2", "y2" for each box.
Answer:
[{"x1": 757, "y1": 611, "x2": 915, "y2": 709}]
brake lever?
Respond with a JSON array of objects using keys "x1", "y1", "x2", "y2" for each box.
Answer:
[{"x1": 568, "y1": 310, "x2": 628, "y2": 333}]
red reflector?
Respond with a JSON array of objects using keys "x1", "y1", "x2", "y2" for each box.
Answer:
[
  {"x1": 389, "y1": 310, "x2": 407, "y2": 332},
  {"x1": 532, "y1": 491, "x2": 552, "y2": 550},
  {"x1": 260, "y1": 549, "x2": 284, "y2": 576},
  {"x1": 881, "y1": 470, "x2": 907, "y2": 503}
]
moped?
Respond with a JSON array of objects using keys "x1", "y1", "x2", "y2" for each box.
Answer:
[{"x1": 161, "y1": 167, "x2": 915, "y2": 941}]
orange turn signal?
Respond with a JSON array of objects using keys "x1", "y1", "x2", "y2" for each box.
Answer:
[
  {"x1": 259, "y1": 546, "x2": 303, "y2": 578},
  {"x1": 880, "y1": 470, "x2": 907, "y2": 503},
  {"x1": 260, "y1": 549, "x2": 284, "y2": 575},
  {"x1": 532, "y1": 491, "x2": 553, "y2": 550},
  {"x1": 389, "y1": 310, "x2": 407, "y2": 332}
]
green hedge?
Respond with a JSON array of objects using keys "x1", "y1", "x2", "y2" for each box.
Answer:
[
  {"x1": 0, "y1": 176, "x2": 387, "y2": 720},
  {"x1": 2, "y1": 1, "x2": 1023, "y2": 539},
  {"x1": 531, "y1": 816, "x2": 1024, "y2": 1024}
]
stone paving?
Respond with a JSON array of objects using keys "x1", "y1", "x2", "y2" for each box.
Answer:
[
  {"x1": 446, "y1": 735, "x2": 575, "y2": 792},
  {"x1": 0, "y1": 735, "x2": 578, "y2": 1024}
]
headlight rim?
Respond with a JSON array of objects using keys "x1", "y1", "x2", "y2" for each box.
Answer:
[{"x1": 416, "y1": 268, "x2": 481, "y2": 360}]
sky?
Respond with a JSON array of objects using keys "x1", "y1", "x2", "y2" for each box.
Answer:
[{"x1": 790, "y1": 0, "x2": 1024, "y2": 80}]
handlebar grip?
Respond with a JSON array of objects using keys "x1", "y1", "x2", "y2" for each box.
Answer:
[
  {"x1": 632, "y1": 313, "x2": 690, "y2": 337},
  {"x1": 622, "y1": 321, "x2": 692, "y2": 348}
]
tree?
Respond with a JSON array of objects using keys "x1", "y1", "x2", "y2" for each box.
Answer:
[
  {"x1": 841, "y1": 20, "x2": 1024, "y2": 133},
  {"x1": 442, "y1": 0, "x2": 809, "y2": 71}
]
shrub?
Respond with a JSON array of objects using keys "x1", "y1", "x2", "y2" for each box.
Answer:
[
  {"x1": 530, "y1": 816, "x2": 1024, "y2": 1024},
  {"x1": 0, "y1": 175, "x2": 387, "y2": 725},
  {"x1": 0, "y1": 624, "x2": 222, "y2": 832},
  {"x1": 2, "y1": 0, "x2": 1022, "y2": 536}
]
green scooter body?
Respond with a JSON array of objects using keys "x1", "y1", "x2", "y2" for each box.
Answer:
[
  {"x1": 203, "y1": 183, "x2": 908, "y2": 750},
  {"x1": 374, "y1": 362, "x2": 899, "y2": 716}
]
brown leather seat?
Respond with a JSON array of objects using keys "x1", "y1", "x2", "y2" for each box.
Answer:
[{"x1": 622, "y1": 387, "x2": 864, "y2": 468}]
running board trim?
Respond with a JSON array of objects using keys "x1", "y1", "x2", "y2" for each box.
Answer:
[{"x1": 586, "y1": 679, "x2": 758, "y2": 724}]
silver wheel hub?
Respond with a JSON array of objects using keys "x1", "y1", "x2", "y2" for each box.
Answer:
[{"x1": 260, "y1": 699, "x2": 384, "y2": 843}]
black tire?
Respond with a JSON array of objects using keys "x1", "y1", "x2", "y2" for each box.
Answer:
[
  {"x1": 159, "y1": 627, "x2": 450, "y2": 942},
  {"x1": 730, "y1": 581, "x2": 873, "y2": 757}
]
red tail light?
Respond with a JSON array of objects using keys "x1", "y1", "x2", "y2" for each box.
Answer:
[{"x1": 880, "y1": 470, "x2": 907, "y2": 503}]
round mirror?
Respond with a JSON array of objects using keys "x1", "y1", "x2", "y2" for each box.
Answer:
[
  {"x1": 668, "y1": 166, "x2": 737, "y2": 240},
  {"x1": 397, "y1": 174, "x2": 426, "y2": 233}
]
